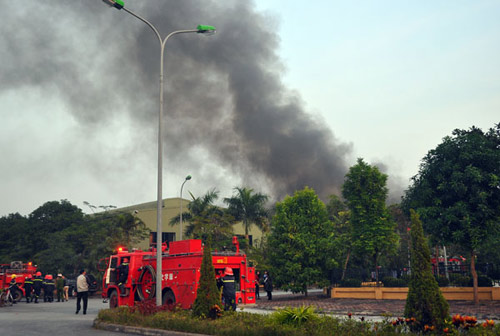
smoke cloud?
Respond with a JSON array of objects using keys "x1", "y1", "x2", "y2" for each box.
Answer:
[{"x1": 1, "y1": 0, "x2": 353, "y2": 205}]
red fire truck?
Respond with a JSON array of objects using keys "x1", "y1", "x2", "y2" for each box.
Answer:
[
  {"x1": 101, "y1": 237, "x2": 256, "y2": 309},
  {"x1": 0, "y1": 261, "x2": 37, "y2": 301}
]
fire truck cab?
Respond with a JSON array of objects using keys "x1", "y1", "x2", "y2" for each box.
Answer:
[{"x1": 101, "y1": 237, "x2": 256, "y2": 309}]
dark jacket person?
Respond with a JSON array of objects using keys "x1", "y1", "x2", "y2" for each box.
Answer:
[{"x1": 221, "y1": 267, "x2": 236, "y2": 311}]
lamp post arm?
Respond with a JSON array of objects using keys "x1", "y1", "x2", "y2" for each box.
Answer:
[{"x1": 123, "y1": 7, "x2": 162, "y2": 44}]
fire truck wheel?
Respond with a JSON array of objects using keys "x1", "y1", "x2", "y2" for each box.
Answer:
[
  {"x1": 12, "y1": 289, "x2": 23, "y2": 302},
  {"x1": 109, "y1": 291, "x2": 119, "y2": 309},
  {"x1": 162, "y1": 290, "x2": 176, "y2": 310},
  {"x1": 137, "y1": 265, "x2": 156, "y2": 301}
]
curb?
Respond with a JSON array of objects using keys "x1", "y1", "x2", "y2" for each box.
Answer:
[{"x1": 93, "y1": 320, "x2": 209, "y2": 336}]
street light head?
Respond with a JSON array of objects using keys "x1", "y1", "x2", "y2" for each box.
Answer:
[
  {"x1": 196, "y1": 25, "x2": 216, "y2": 35},
  {"x1": 185, "y1": 175, "x2": 192, "y2": 181},
  {"x1": 102, "y1": 0, "x2": 124, "y2": 10}
]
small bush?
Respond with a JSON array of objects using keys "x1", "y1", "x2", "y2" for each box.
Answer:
[
  {"x1": 435, "y1": 275, "x2": 449, "y2": 287},
  {"x1": 449, "y1": 274, "x2": 471, "y2": 287},
  {"x1": 130, "y1": 299, "x2": 170, "y2": 315},
  {"x1": 271, "y1": 306, "x2": 318, "y2": 327},
  {"x1": 339, "y1": 278, "x2": 362, "y2": 287},
  {"x1": 470, "y1": 275, "x2": 493, "y2": 287},
  {"x1": 381, "y1": 276, "x2": 408, "y2": 287}
]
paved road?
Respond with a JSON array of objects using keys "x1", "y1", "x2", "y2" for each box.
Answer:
[{"x1": 0, "y1": 297, "x2": 134, "y2": 336}]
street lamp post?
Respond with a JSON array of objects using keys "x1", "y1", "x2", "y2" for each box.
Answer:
[
  {"x1": 179, "y1": 175, "x2": 192, "y2": 241},
  {"x1": 102, "y1": 0, "x2": 215, "y2": 306}
]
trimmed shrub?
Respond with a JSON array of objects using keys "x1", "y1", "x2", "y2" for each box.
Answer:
[
  {"x1": 404, "y1": 210, "x2": 449, "y2": 332},
  {"x1": 339, "y1": 278, "x2": 362, "y2": 287},
  {"x1": 469, "y1": 275, "x2": 493, "y2": 287},
  {"x1": 449, "y1": 274, "x2": 471, "y2": 287},
  {"x1": 192, "y1": 241, "x2": 221, "y2": 318},
  {"x1": 381, "y1": 276, "x2": 408, "y2": 287},
  {"x1": 435, "y1": 275, "x2": 449, "y2": 287}
]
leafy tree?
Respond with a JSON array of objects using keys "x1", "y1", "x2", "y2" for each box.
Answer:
[
  {"x1": 402, "y1": 125, "x2": 500, "y2": 304},
  {"x1": 0, "y1": 213, "x2": 29, "y2": 262},
  {"x1": 405, "y1": 210, "x2": 449, "y2": 332},
  {"x1": 268, "y1": 187, "x2": 337, "y2": 295},
  {"x1": 0, "y1": 201, "x2": 149, "y2": 280},
  {"x1": 342, "y1": 158, "x2": 398, "y2": 282},
  {"x1": 246, "y1": 234, "x2": 271, "y2": 272},
  {"x1": 326, "y1": 195, "x2": 351, "y2": 281},
  {"x1": 387, "y1": 204, "x2": 411, "y2": 275},
  {"x1": 192, "y1": 241, "x2": 221, "y2": 318},
  {"x1": 223, "y1": 187, "x2": 269, "y2": 239}
]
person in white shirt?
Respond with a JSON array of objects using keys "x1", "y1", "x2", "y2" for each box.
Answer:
[{"x1": 75, "y1": 269, "x2": 89, "y2": 315}]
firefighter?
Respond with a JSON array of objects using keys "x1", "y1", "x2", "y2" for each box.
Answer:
[
  {"x1": 255, "y1": 271, "x2": 261, "y2": 300},
  {"x1": 45, "y1": 274, "x2": 55, "y2": 302},
  {"x1": 8, "y1": 274, "x2": 19, "y2": 304},
  {"x1": 24, "y1": 274, "x2": 34, "y2": 303},
  {"x1": 221, "y1": 267, "x2": 236, "y2": 311},
  {"x1": 33, "y1": 271, "x2": 43, "y2": 303},
  {"x1": 117, "y1": 257, "x2": 129, "y2": 292},
  {"x1": 43, "y1": 275, "x2": 49, "y2": 302}
]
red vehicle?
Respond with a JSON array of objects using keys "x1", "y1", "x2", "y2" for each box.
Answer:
[
  {"x1": 431, "y1": 256, "x2": 467, "y2": 275},
  {"x1": 101, "y1": 236, "x2": 256, "y2": 309},
  {"x1": 0, "y1": 261, "x2": 37, "y2": 301}
]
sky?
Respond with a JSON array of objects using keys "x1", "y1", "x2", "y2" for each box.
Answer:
[{"x1": 1, "y1": 1, "x2": 499, "y2": 217}]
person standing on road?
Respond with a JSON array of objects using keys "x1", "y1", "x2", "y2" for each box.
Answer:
[
  {"x1": 33, "y1": 271, "x2": 43, "y2": 303},
  {"x1": 263, "y1": 271, "x2": 273, "y2": 300},
  {"x1": 75, "y1": 269, "x2": 90, "y2": 314},
  {"x1": 221, "y1": 267, "x2": 236, "y2": 311},
  {"x1": 255, "y1": 271, "x2": 261, "y2": 300},
  {"x1": 63, "y1": 275, "x2": 69, "y2": 301},
  {"x1": 44, "y1": 275, "x2": 55, "y2": 302},
  {"x1": 56, "y1": 274, "x2": 65, "y2": 302},
  {"x1": 24, "y1": 274, "x2": 34, "y2": 303}
]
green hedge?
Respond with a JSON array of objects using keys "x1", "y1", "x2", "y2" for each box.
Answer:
[
  {"x1": 381, "y1": 277, "x2": 408, "y2": 287},
  {"x1": 338, "y1": 278, "x2": 362, "y2": 287}
]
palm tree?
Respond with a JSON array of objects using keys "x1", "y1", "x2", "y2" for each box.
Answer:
[
  {"x1": 223, "y1": 187, "x2": 269, "y2": 239},
  {"x1": 170, "y1": 188, "x2": 219, "y2": 227},
  {"x1": 170, "y1": 189, "x2": 234, "y2": 247}
]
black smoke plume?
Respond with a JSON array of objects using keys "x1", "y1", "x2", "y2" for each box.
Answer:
[{"x1": 0, "y1": 0, "x2": 352, "y2": 202}]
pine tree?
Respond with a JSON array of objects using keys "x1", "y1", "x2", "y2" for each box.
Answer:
[
  {"x1": 192, "y1": 241, "x2": 221, "y2": 318},
  {"x1": 404, "y1": 210, "x2": 449, "y2": 331}
]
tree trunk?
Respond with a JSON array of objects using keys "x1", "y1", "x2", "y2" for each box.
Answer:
[
  {"x1": 304, "y1": 284, "x2": 308, "y2": 297},
  {"x1": 341, "y1": 250, "x2": 351, "y2": 281},
  {"x1": 471, "y1": 250, "x2": 479, "y2": 305}
]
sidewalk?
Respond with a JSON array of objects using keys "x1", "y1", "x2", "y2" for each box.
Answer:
[{"x1": 253, "y1": 291, "x2": 500, "y2": 320}]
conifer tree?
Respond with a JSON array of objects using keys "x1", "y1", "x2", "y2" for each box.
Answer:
[
  {"x1": 404, "y1": 210, "x2": 449, "y2": 331},
  {"x1": 192, "y1": 241, "x2": 221, "y2": 318}
]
